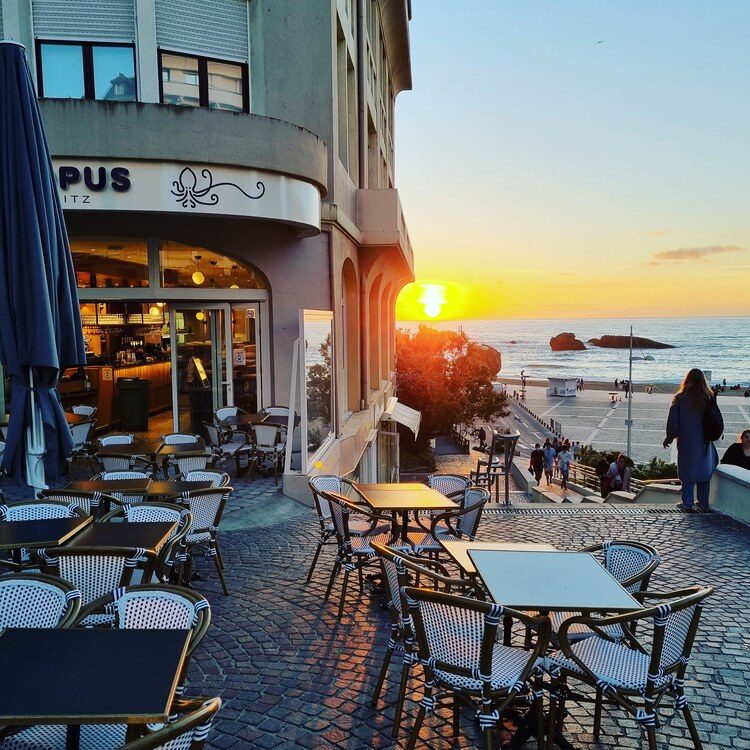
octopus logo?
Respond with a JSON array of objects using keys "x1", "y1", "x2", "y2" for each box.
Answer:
[{"x1": 171, "y1": 167, "x2": 266, "y2": 208}]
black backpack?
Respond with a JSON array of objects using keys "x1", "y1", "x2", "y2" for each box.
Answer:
[{"x1": 703, "y1": 397, "x2": 724, "y2": 442}]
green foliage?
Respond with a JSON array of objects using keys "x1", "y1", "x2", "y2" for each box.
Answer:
[
  {"x1": 395, "y1": 325, "x2": 507, "y2": 450},
  {"x1": 306, "y1": 333, "x2": 331, "y2": 424},
  {"x1": 578, "y1": 444, "x2": 676, "y2": 479}
]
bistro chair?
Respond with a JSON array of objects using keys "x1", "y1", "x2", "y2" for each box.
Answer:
[
  {"x1": 121, "y1": 697, "x2": 222, "y2": 750},
  {"x1": 37, "y1": 546, "x2": 151, "y2": 624},
  {"x1": 71, "y1": 404, "x2": 98, "y2": 420},
  {"x1": 403, "y1": 586, "x2": 550, "y2": 750},
  {"x1": 178, "y1": 488, "x2": 233, "y2": 596},
  {"x1": 371, "y1": 543, "x2": 485, "y2": 739},
  {"x1": 158, "y1": 434, "x2": 205, "y2": 476},
  {"x1": 171, "y1": 470, "x2": 231, "y2": 487},
  {"x1": 547, "y1": 540, "x2": 660, "y2": 645},
  {"x1": 0, "y1": 572, "x2": 81, "y2": 628},
  {"x1": 305, "y1": 475, "x2": 386, "y2": 583},
  {"x1": 101, "y1": 502, "x2": 192, "y2": 584},
  {"x1": 39, "y1": 488, "x2": 118, "y2": 518},
  {"x1": 0, "y1": 501, "x2": 87, "y2": 571},
  {"x1": 203, "y1": 421, "x2": 253, "y2": 475},
  {"x1": 427, "y1": 474, "x2": 471, "y2": 506},
  {"x1": 95, "y1": 450, "x2": 133, "y2": 473},
  {"x1": 66, "y1": 418, "x2": 97, "y2": 476},
  {"x1": 545, "y1": 585, "x2": 713, "y2": 750},
  {"x1": 408, "y1": 487, "x2": 490, "y2": 557},
  {"x1": 318, "y1": 490, "x2": 394, "y2": 619},
  {"x1": 214, "y1": 405, "x2": 245, "y2": 423},
  {"x1": 250, "y1": 423, "x2": 284, "y2": 485},
  {"x1": 99, "y1": 434, "x2": 135, "y2": 446}
]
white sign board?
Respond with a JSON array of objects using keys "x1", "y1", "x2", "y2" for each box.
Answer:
[{"x1": 51, "y1": 159, "x2": 321, "y2": 233}]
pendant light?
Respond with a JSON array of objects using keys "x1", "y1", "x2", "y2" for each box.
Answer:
[{"x1": 191, "y1": 255, "x2": 205, "y2": 285}]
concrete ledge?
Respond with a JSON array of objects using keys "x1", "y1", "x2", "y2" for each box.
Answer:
[
  {"x1": 607, "y1": 490, "x2": 638, "y2": 503},
  {"x1": 710, "y1": 465, "x2": 750, "y2": 525},
  {"x1": 634, "y1": 483, "x2": 681, "y2": 504},
  {"x1": 532, "y1": 486, "x2": 563, "y2": 504}
]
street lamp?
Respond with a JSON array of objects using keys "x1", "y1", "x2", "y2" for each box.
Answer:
[{"x1": 626, "y1": 326, "x2": 634, "y2": 458}]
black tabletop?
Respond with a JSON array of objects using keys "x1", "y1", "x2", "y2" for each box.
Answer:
[
  {"x1": 147, "y1": 481, "x2": 214, "y2": 496},
  {"x1": 0, "y1": 628, "x2": 191, "y2": 724},
  {"x1": 1, "y1": 412, "x2": 85, "y2": 427},
  {"x1": 0, "y1": 516, "x2": 92, "y2": 550},
  {"x1": 67, "y1": 479, "x2": 152, "y2": 495},
  {"x1": 96, "y1": 441, "x2": 160, "y2": 458},
  {"x1": 220, "y1": 413, "x2": 268, "y2": 426},
  {"x1": 66, "y1": 521, "x2": 177, "y2": 553}
]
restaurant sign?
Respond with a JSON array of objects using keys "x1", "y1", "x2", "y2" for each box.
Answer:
[{"x1": 52, "y1": 158, "x2": 321, "y2": 233}]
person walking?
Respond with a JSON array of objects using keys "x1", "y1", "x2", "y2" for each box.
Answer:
[
  {"x1": 529, "y1": 443, "x2": 545, "y2": 484},
  {"x1": 558, "y1": 442, "x2": 573, "y2": 495},
  {"x1": 721, "y1": 429, "x2": 750, "y2": 471},
  {"x1": 596, "y1": 453, "x2": 614, "y2": 497},
  {"x1": 614, "y1": 378, "x2": 619, "y2": 390},
  {"x1": 663, "y1": 368, "x2": 721, "y2": 512},
  {"x1": 542, "y1": 439, "x2": 555, "y2": 486}
]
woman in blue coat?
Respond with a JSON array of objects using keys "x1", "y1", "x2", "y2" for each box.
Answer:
[{"x1": 663, "y1": 368, "x2": 719, "y2": 512}]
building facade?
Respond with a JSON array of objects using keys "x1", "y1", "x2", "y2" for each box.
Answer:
[{"x1": 0, "y1": 0, "x2": 415, "y2": 500}]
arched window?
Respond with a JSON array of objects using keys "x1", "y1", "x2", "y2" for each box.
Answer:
[{"x1": 341, "y1": 258, "x2": 360, "y2": 412}]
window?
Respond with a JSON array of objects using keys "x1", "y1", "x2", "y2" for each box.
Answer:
[
  {"x1": 159, "y1": 52, "x2": 248, "y2": 113},
  {"x1": 37, "y1": 42, "x2": 136, "y2": 102},
  {"x1": 159, "y1": 241, "x2": 265, "y2": 289},
  {"x1": 70, "y1": 238, "x2": 149, "y2": 289}
]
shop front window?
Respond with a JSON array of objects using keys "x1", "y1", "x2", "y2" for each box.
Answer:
[
  {"x1": 160, "y1": 241, "x2": 265, "y2": 289},
  {"x1": 71, "y1": 238, "x2": 149, "y2": 288}
]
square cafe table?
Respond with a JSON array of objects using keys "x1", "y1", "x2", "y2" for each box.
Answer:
[
  {"x1": 96, "y1": 441, "x2": 161, "y2": 459},
  {"x1": 352, "y1": 482, "x2": 458, "y2": 542},
  {"x1": 0, "y1": 516, "x2": 93, "y2": 566},
  {"x1": 155, "y1": 443, "x2": 209, "y2": 458},
  {"x1": 0, "y1": 628, "x2": 191, "y2": 749},
  {"x1": 67, "y1": 479, "x2": 152, "y2": 497},
  {"x1": 467, "y1": 549, "x2": 642, "y2": 613},
  {"x1": 440, "y1": 541, "x2": 557, "y2": 575},
  {"x1": 146, "y1": 480, "x2": 214, "y2": 498},
  {"x1": 219, "y1": 413, "x2": 268, "y2": 427}
]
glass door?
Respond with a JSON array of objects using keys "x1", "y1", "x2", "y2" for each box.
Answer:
[
  {"x1": 230, "y1": 304, "x2": 262, "y2": 413},
  {"x1": 170, "y1": 304, "x2": 233, "y2": 434}
]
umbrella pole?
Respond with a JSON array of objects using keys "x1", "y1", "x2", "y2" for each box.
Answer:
[{"x1": 25, "y1": 367, "x2": 48, "y2": 493}]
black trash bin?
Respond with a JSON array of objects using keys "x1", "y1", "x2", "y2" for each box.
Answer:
[{"x1": 117, "y1": 378, "x2": 151, "y2": 431}]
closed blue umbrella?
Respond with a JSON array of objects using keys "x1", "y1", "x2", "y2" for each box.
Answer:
[{"x1": 0, "y1": 41, "x2": 85, "y2": 489}]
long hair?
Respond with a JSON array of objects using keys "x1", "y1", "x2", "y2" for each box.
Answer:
[{"x1": 673, "y1": 368, "x2": 713, "y2": 407}]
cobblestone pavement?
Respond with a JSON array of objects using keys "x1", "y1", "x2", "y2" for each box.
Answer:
[
  {"x1": 183, "y1": 493, "x2": 750, "y2": 749},
  {"x1": 3, "y1": 471, "x2": 749, "y2": 749}
]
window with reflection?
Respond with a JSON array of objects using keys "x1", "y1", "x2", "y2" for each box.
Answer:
[
  {"x1": 160, "y1": 241, "x2": 265, "y2": 289},
  {"x1": 37, "y1": 42, "x2": 135, "y2": 101},
  {"x1": 70, "y1": 238, "x2": 149, "y2": 288},
  {"x1": 303, "y1": 310, "x2": 334, "y2": 465},
  {"x1": 159, "y1": 51, "x2": 248, "y2": 112}
]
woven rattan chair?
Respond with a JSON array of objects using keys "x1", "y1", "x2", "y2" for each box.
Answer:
[
  {"x1": 545, "y1": 585, "x2": 713, "y2": 750},
  {"x1": 306, "y1": 476, "x2": 386, "y2": 583},
  {"x1": 101, "y1": 502, "x2": 192, "y2": 584},
  {"x1": 371, "y1": 543, "x2": 485, "y2": 739},
  {"x1": 92, "y1": 470, "x2": 151, "y2": 503},
  {"x1": 0, "y1": 501, "x2": 87, "y2": 571},
  {"x1": 159, "y1": 434, "x2": 206, "y2": 477},
  {"x1": 547, "y1": 540, "x2": 660, "y2": 645},
  {"x1": 403, "y1": 586, "x2": 550, "y2": 750},
  {"x1": 99, "y1": 434, "x2": 135, "y2": 446},
  {"x1": 318, "y1": 490, "x2": 396, "y2": 619},
  {"x1": 71, "y1": 405, "x2": 98, "y2": 419},
  {"x1": 408, "y1": 487, "x2": 490, "y2": 557},
  {"x1": 66, "y1": 418, "x2": 97, "y2": 476},
  {"x1": 178, "y1": 488, "x2": 232, "y2": 596},
  {"x1": 203, "y1": 421, "x2": 253, "y2": 475},
  {"x1": 250, "y1": 423, "x2": 284, "y2": 485},
  {"x1": 428, "y1": 474, "x2": 471, "y2": 506},
  {"x1": 0, "y1": 572, "x2": 81, "y2": 628},
  {"x1": 121, "y1": 697, "x2": 222, "y2": 750},
  {"x1": 37, "y1": 546, "x2": 150, "y2": 624},
  {"x1": 39, "y1": 489, "x2": 119, "y2": 518}
]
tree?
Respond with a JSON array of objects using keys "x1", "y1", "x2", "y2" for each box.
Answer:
[
  {"x1": 306, "y1": 334, "x2": 332, "y2": 447},
  {"x1": 395, "y1": 326, "x2": 507, "y2": 459}
]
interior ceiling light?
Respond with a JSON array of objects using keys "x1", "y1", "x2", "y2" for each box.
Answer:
[
  {"x1": 149, "y1": 306, "x2": 160, "y2": 317},
  {"x1": 230, "y1": 264, "x2": 239, "y2": 289},
  {"x1": 191, "y1": 255, "x2": 205, "y2": 285},
  {"x1": 196, "y1": 311, "x2": 206, "y2": 321}
]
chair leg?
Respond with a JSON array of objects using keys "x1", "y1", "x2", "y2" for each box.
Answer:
[
  {"x1": 214, "y1": 541, "x2": 225, "y2": 571},
  {"x1": 546, "y1": 675, "x2": 559, "y2": 750},
  {"x1": 357, "y1": 564, "x2": 364, "y2": 592},
  {"x1": 212, "y1": 550, "x2": 229, "y2": 595},
  {"x1": 306, "y1": 540, "x2": 325, "y2": 583},
  {"x1": 406, "y1": 705, "x2": 426, "y2": 750},
  {"x1": 392, "y1": 659, "x2": 411, "y2": 739},
  {"x1": 593, "y1": 686, "x2": 603, "y2": 740},
  {"x1": 452, "y1": 693, "x2": 460, "y2": 738},
  {"x1": 483, "y1": 726, "x2": 494, "y2": 750},
  {"x1": 534, "y1": 676, "x2": 545, "y2": 748},
  {"x1": 337, "y1": 568, "x2": 350, "y2": 619},
  {"x1": 370, "y1": 647, "x2": 393, "y2": 707},
  {"x1": 682, "y1": 706, "x2": 704, "y2": 750},
  {"x1": 646, "y1": 727, "x2": 658, "y2": 750},
  {"x1": 324, "y1": 561, "x2": 340, "y2": 601}
]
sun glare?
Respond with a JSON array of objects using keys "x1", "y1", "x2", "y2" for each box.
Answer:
[
  {"x1": 419, "y1": 283, "x2": 447, "y2": 318},
  {"x1": 396, "y1": 280, "x2": 466, "y2": 321}
]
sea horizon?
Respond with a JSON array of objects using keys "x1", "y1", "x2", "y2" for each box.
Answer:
[{"x1": 396, "y1": 316, "x2": 750, "y2": 385}]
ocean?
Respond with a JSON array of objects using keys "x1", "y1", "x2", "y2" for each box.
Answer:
[{"x1": 398, "y1": 317, "x2": 750, "y2": 386}]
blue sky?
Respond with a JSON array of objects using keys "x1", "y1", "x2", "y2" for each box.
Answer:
[{"x1": 395, "y1": 1, "x2": 750, "y2": 318}]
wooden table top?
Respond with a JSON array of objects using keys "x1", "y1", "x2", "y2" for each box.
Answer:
[
  {"x1": 0, "y1": 516, "x2": 92, "y2": 550},
  {"x1": 96, "y1": 441, "x2": 160, "y2": 458},
  {"x1": 440, "y1": 541, "x2": 557, "y2": 574},
  {"x1": 147, "y1": 481, "x2": 215, "y2": 496},
  {"x1": 155, "y1": 443, "x2": 209, "y2": 457},
  {"x1": 353, "y1": 483, "x2": 458, "y2": 512},
  {"x1": 468, "y1": 549, "x2": 642, "y2": 613},
  {"x1": 66, "y1": 521, "x2": 177, "y2": 553},
  {"x1": 0, "y1": 628, "x2": 190, "y2": 725}
]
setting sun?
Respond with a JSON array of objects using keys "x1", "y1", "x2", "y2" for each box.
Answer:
[{"x1": 396, "y1": 280, "x2": 467, "y2": 320}]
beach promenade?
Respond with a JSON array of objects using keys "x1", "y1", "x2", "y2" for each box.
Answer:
[{"x1": 506, "y1": 384, "x2": 750, "y2": 465}]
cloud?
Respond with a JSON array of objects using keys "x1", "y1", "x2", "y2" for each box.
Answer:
[
  {"x1": 650, "y1": 245, "x2": 746, "y2": 263},
  {"x1": 638, "y1": 229, "x2": 673, "y2": 237}
]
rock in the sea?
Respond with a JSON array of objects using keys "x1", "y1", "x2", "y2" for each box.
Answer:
[
  {"x1": 588, "y1": 335, "x2": 674, "y2": 349},
  {"x1": 550, "y1": 332, "x2": 586, "y2": 351}
]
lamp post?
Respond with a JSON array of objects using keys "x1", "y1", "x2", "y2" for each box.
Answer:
[{"x1": 626, "y1": 325, "x2": 634, "y2": 458}]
